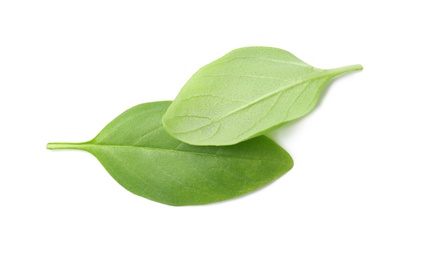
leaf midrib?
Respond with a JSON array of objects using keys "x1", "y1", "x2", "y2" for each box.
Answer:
[
  {"x1": 56, "y1": 142, "x2": 282, "y2": 162},
  {"x1": 207, "y1": 69, "x2": 332, "y2": 120}
]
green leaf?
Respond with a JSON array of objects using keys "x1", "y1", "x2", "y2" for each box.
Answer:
[
  {"x1": 47, "y1": 101, "x2": 293, "y2": 206},
  {"x1": 163, "y1": 46, "x2": 362, "y2": 146}
]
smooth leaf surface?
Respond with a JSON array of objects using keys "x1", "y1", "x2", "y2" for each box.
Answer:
[
  {"x1": 163, "y1": 47, "x2": 362, "y2": 146},
  {"x1": 47, "y1": 101, "x2": 293, "y2": 206}
]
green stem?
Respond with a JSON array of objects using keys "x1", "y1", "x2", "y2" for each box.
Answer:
[
  {"x1": 327, "y1": 64, "x2": 363, "y2": 76},
  {"x1": 46, "y1": 142, "x2": 87, "y2": 150}
]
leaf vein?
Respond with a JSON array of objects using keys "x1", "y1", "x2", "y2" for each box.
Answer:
[{"x1": 131, "y1": 125, "x2": 164, "y2": 145}]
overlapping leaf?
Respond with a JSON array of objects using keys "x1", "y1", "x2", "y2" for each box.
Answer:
[{"x1": 163, "y1": 47, "x2": 362, "y2": 145}]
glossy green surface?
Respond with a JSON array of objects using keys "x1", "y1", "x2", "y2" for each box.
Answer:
[
  {"x1": 47, "y1": 101, "x2": 293, "y2": 206},
  {"x1": 163, "y1": 47, "x2": 362, "y2": 145}
]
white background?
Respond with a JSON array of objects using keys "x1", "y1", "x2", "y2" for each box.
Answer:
[{"x1": 1, "y1": 1, "x2": 425, "y2": 259}]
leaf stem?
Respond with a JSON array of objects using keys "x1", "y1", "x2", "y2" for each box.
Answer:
[
  {"x1": 46, "y1": 142, "x2": 86, "y2": 150},
  {"x1": 327, "y1": 64, "x2": 363, "y2": 76}
]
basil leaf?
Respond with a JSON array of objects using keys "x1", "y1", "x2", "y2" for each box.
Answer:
[
  {"x1": 47, "y1": 101, "x2": 293, "y2": 206},
  {"x1": 163, "y1": 47, "x2": 362, "y2": 145}
]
